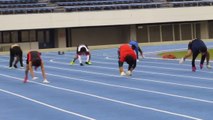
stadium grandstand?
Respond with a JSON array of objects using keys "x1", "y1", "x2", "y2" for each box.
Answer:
[{"x1": 0, "y1": 0, "x2": 213, "y2": 51}]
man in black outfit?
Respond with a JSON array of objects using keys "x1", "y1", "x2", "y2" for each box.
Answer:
[
  {"x1": 9, "y1": 44, "x2": 24, "y2": 69},
  {"x1": 179, "y1": 38, "x2": 211, "y2": 72}
]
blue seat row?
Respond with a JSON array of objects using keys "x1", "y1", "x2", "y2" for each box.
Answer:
[
  {"x1": 51, "y1": 0, "x2": 153, "y2": 3},
  {"x1": 0, "y1": 0, "x2": 38, "y2": 4},
  {"x1": 0, "y1": 3, "x2": 47, "y2": 8},
  {"x1": 0, "y1": 7, "x2": 55, "y2": 14},
  {"x1": 172, "y1": 1, "x2": 213, "y2": 7},
  {"x1": 168, "y1": 0, "x2": 201, "y2": 2},
  {"x1": 64, "y1": 2, "x2": 162, "y2": 12},
  {"x1": 57, "y1": 0, "x2": 152, "y2": 6}
]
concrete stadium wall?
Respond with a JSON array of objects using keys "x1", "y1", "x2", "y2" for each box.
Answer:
[
  {"x1": 0, "y1": 6, "x2": 213, "y2": 31},
  {"x1": 0, "y1": 42, "x2": 38, "y2": 51},
  {"x1": 70, "y1": 26, "x2": 130, "y2": 46}
]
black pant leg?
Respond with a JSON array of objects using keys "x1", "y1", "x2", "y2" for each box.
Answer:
[
  {"x1": 128, "y1": 60, "x2": 137, "y2": 71},
  {"x1": 19, "y1": 51, "x2": 23, "y2": 67},
  {"x1": 192, "y1": 51, "x2": 199, "y2": 67},
  {"x1": 136, "y1": 51, "x2": 139, "y2": 59},
  {"x1": 9, "y1": 48, "x2": 14, "y2": 67},
  {"x1": 200, "y1": 54, "x2": 206, "y2": 65}
]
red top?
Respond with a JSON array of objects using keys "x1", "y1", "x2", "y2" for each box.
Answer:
[
  {"x1": 119, "y1": 44, "x2": 137, "y2": 62},
  {"x1": 27, "y1": 51, "x2": 41, "y2": 61}
]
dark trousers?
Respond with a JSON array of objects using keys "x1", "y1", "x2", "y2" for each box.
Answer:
[
  {"x1": 128, "y1": 60, "x2": 137, "y2": 70},
  {"x1": 192, "y1": 51, "x2": 205, "y2": 67}
]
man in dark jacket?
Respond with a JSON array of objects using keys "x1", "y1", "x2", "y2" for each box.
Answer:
[{"x1": 179, "y1": 38, "x2": 211, "y2": 72}]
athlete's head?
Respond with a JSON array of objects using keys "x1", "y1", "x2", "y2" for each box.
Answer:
[
  {"x1": 32, "y1": 59, "x2": 41, "y2": 67},
  {"x1": 125, "y1": 55, "x2": 134, "y2": 65},
  {"x1": 80, "y1": 47, "x2": 87, "y2": 55},
  {"x1": 131, "y1": 45, "x2": 136, "y2": 50}
]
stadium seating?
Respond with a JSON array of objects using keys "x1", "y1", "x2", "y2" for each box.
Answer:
[
  {"x1": 0, "y1": 0, "x2": 38, "y2": 4},
  {"x1": 171, "y1": 1, "x2": 213, "y2": 7},
  {"x1": 60, "y1": 0, "x2": 163, "y2": 12},
  {"x1": 0, "y1": 0, "x2": 213, "y2": 14},
  {"x1": 64, "y1": 2, "x2": 162, "y2": 12},
  {"x1": 0, "y1": 0, "x2": 55, "y2": 14},
  {"x1": 0, "y1": 7, "x2": 55, "y2": 14},
  {"x1": 0, "y1": 3, "x2": 47, "y2": 8},
  {"x1": 57, "y1": 0, "x2": 153, "y2": 6}
]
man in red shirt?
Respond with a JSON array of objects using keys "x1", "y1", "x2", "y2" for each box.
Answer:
[
  {"x1": 23, "y1": 50, "x2": 49, "y2": 83},
  {"x1": 118, "y1": 44, "x2": 137, "y2": 76}
]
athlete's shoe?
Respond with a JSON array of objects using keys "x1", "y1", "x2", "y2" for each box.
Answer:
[
  {"x1": 70, "y1": 61, "x2": 74, "y2": 65},
  {"x1": 85, "y1": 61, "x2": 92, "y2": 65},
  {"x1": 13, "y1": 64, "x2": 17, "y2": 68},
  {"x1": 32, "y1": 77, "x2": 38, "y2": 80},
  {"x1": 8, "y1": 67, "x2": 13, "y2": 69},
  {"x1": 20, "y1": 66, "x2": 24, "y2": 69},
  {"x1": 120, "y1": 71, "x2": 126, "y2": 76},
  {"x1": 43, "y1": 79, "x2": 49, "y2": 84},
  {"x1": 207, "y1": 64, "x2": 212, "y2": 69},
  {"x1": 192, "y1": 66, "x2": 196, "y2": 72},
  {"x1": 126, "y1": 71, "x2": 132, "y2": 76},
  {"x1": 179, "y1": 58, "x2": 185, "y2": 64}
]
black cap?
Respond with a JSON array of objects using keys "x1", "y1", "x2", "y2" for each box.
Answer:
[
  {"x1": 32, "y1": 59, "x2": 41, "y2": 67},
  {"x1": 125, "y1": 55, "x2": 134, "y2": 64}
]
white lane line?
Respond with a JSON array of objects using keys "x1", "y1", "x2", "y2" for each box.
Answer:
[
  {"x1": 0, "y1": 80, "x2": 95, "y2": 120},
  {"x1": 92, "y1": 57, "x2": 213, "y2": 74},
  {"x1": 0, "y1": 58, "x2": 8, "y2": 62},
  {"x1": 92, "y1": 60, "x2": 193, "y2": 70},
  {"x1": 47, "y1": 57, "x2": 192, "y2": 71},
  {"x1": 42, "y1": 65, "x2": 213, "y2": 104},
  {"x1": 50, "y1": 60, "x2": 213, "y2": 81},
  {"x1": 0, "y1": 73, "x2": 203, "y2": 120},
  {"x1": 2, "y1": 64, "x2": 213, "y2": 104},
  {"x1": 86, "y1": 57, "x2": 213, "y2": 75},
  {"x1": 48, "y1": 60, "x2": 213, "y2": 90},
  {"x1": 96, "y1": 56, "x2": 212, "y2": 66}
]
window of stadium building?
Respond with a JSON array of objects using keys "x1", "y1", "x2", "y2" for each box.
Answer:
[
  {"x1": 21, "y1": 31, "x2": 30, "y2": 42},
  {"x1": 11, "y1": 31, "x2": 18, "y2": 43},
  {"x1": 0, "y1": 30, "x2": 37, "y2": 44},
  {"x1": 2, "y1": 32, "x2": 10, "y2": 43}
]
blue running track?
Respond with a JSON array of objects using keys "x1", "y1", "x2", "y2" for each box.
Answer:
[{"x1": 0, "y1": 42, "x2": 213, "y2": 120}]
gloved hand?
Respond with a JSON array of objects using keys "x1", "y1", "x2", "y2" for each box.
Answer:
[
  {"x1": 126, "y1": 71, "x2": 132, "y2": 76},
  {"x1": 207, "y1": 64, "x2": 212, "y2": 69},
  {"x1": 179, "y1": 58, "x2": 185, "y2": 64},
  {"x1": 192, "y1": 66, "x2": 196, "y2": 72},
  {"x1": 200, "y1": 64, "x2": 203, "y2": 69},
  {"x1": 120, "y1": 71, "x2": 126, "y2": 76}
]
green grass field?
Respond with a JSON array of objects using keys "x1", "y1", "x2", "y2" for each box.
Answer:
[{"x1": 158, "y1": 49, "x2": 213, "y2": 60}]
